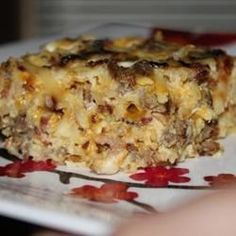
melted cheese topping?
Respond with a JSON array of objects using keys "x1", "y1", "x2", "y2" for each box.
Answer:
[{"x1": 0, "y1": 35, "x2": 235, "y2": 174}]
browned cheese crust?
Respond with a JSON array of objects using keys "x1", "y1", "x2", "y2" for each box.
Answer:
[{"x1": 0, "y1": 35, "x2": 235, "y2": 174}]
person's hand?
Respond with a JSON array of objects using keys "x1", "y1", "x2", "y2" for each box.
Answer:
[{"x1": 114, "y1": 190, "x2": 236, "y2": 236}]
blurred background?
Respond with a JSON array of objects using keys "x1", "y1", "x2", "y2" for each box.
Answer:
[{"x1": 1, "y1": 0, "x2": 236, "y2": 44}]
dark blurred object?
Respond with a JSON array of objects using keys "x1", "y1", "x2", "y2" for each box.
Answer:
[
  {"x1": 0, "y1": 215, "x2": 76, "y2": 236},
  {"x1": 152, "y1": 28, "x2": 236, "y2": 47},
  {"x1": 0, "y1": 0, "x2": 37, "y2": 44},
  {"x1": 0, "y1": 215, "x2": 35, "y2": 235},
  {"x1": 0, "y1": 1, "x2": 20, "y2": 44}
]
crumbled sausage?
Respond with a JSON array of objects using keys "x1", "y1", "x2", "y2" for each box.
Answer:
[
  {"x1": 161, "y1": 131, "x2": 177, "y2": 147},
  {"x1": 161, "y1": 120, "x2": 190, "y2": 147},
  {"x1": 82, "y1": 141, "x2": 90, "y2": 150},
  {"x1": 107, "y1": 59, "x2": 136, "y2": 87},
  {"x1": 197, "y1": 120, "x2": 218, "y2": 142},
  {"x1": 191, "y1": 63, "x2": 210, "y2": 84},
  {"x1": 96, "y1": 143, "x2": 110, "y2": 153},
  {"x1": 90, "y1": 114, "x2": 99, "y2": 123},
  {"x1": 198, "y1": 140, "x2": 220, "y2": 156},
  {"x1": 97, "y1": 103, "x2": 113, "y2": 115},
  {"x1": 126, "y1": 143, "x2": 138, "y2": 152}
]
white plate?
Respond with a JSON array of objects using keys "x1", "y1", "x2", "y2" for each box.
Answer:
[{"x1": 0, "y1": 24, "x2": 236, "y2": 236}]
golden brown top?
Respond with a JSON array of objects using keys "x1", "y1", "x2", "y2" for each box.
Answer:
[{"x1": 0, "y1": 35, "x2": 235, "y2": 174}]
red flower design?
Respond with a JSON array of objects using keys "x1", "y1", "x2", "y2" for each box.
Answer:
[
  {"x1": 0, "y1": 160, "x2": 56, "y2": 178},
  {"x1": 130, "y1": 166, "x2": 190, "y2": 187},
  {"x1": 70, "y1": 183, "x2": 138, "y2": 203},
  {"x1": 204, "y1": 174, "x2": 236, "y2": 188}
]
